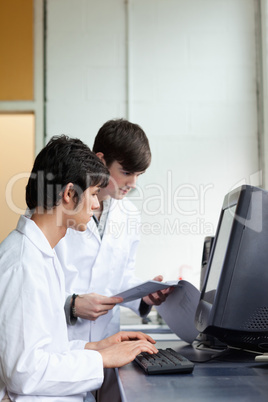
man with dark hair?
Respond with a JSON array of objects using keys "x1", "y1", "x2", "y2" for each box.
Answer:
[
  {"x1": 0, "y1": 135, "x2": 157, "y2": 402},
  {"x1": 55, "y1": 121, "x2": 172, "y2": 401},
  {"x1": 92, "y1": 118, "x2": 151, "y2": 173}
]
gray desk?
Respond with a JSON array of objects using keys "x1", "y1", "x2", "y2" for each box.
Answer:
[{"x1": 118, "y1": 339, "x2": 268, "y2": 402}]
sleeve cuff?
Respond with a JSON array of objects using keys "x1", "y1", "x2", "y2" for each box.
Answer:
[{"x1": 139, "y1": 299, "x2": 152, "y2": 317}]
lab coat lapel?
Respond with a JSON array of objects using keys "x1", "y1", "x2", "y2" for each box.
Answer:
[
  {"x1": 103, "y1": 198, "x2": 122, "y2": 240},
  {"x1": 87, "y1": 200, "x2": 120, "y2": 293}
]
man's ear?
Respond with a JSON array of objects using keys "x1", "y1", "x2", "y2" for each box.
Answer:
[
  {"x1": 95, "y1": 152, "x2": 106, "y2": 165},
  {"x1": 62, "y1": 183, "x2": 74, "y2": 204}
]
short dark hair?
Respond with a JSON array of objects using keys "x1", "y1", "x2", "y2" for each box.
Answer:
[
  {"x1": 92, "y1": 119, "x2": 151, "y2": 172},
  {"x1": 26, "y1": 135, "x2": 109, "y2": 210}
]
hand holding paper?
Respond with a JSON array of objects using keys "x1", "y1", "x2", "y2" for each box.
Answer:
[
  {"x1": 142, "y1": 275, "x2": 175, "y2": 306},
  {"x1": 114, "y1": 278, "x2": 201, "y2": 344},
  {"x1": 113, "y1": 279, "x2": 178, "y2": 303}
]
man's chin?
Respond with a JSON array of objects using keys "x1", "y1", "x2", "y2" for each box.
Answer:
[
  {"x1": 118, "y1": 194, "x2": 128, "y2": 200},
  {"x1": 111, "y1": 192, "x2": 127, "y2": 200},
  {"x1": 77, "y1": 224, "x2": 87, "y2": 231}
]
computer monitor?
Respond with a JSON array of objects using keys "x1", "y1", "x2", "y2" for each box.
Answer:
[{"x1": 195, "y1": 185, "x2": 268, "y2": 352}]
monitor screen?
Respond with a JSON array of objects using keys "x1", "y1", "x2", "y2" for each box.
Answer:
[
  {"x1": 203, "y1": 205, "x2": 236, "y2": 304},
  {"x1": 195, "y1": 185, "x2": 268, "y2": 352}
]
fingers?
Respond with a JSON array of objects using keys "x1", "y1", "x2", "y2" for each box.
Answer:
[
  {"x1": 90, "y1": 309, "x2": 111, "y2": 321},
  {"x1": 91, "y1": 297, "x2": 123, "y2": 317},
  {"x1": 147, "y1": 294, "x2": 162, "y2": 306},
  {"x1": 152, "y1": 275, "x2": 163, "y2": 282},
  {"x1": 141, "y1": 275, "x2": 172, "y2": 306},
  {"x1": 100, "y1": 340, "x2": 158, "y2": 368},
  {"x1": 146, "y1": 291, "x2": 167, "y2": 305},
  {"x1": 75, "y1": 293, "x2": 122, "y2": 320},
  {"x1": 156, "y1": 290, "x2": 168, "y2": 301},
  {"x1": 119, "y1": 331, "x2": 156, "y2": 344},
  {"x1": 133, "y1": 332, "x2": 156, "y2": 344},
  {"x1": 131, "y1": 339, "x2": 158, "y2": 355},
  {"x1": 81, "y1": 293, "x2": 123, "y2": 305},
  {"x1": 162, "y1": 286, "x2": 175, "y2": 297},
  {"x1": 143, "y1": 285, "x2": 174, "y2": 306},
  {"x1": 105, "y1": 296, "x2": 124, "y2": 305},
  {"x1": 92, "y1": 295, "x2": 123, "y2": 308}
]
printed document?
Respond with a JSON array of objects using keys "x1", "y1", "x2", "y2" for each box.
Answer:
[{"x1": 156, "y1": 280, "x2": 200, "y2": 343}]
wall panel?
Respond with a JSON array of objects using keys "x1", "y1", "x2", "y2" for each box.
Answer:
[
  {"x1": 0, "y1": 0, "x2": 33, "y2": 100},
  {"x1": 0, "y1": 114, "x2": 35, "y2": 241}
]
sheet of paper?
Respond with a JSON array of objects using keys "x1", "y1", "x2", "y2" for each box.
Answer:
[
  {"x1": 113, "y1": 280, "x2": 178, "y2": 303},
  {"x1": 156, "y1": 280, "x2": 200, "y2": 344}
]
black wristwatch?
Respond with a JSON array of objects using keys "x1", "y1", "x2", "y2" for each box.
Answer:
[{"x1": 70, "y1": 293, "x2": 78, "y2": 320}]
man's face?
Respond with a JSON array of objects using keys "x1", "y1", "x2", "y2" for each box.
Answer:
[
  {"x1": 67, "y1": 185, "x2": 100, "y2": 231},
  {"x1": 105, "y1": 161, "x2": 145, "y2": 200}
]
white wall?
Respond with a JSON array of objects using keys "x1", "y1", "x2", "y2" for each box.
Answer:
[
  {"x1": 261, "y1": 0, "x2": 268, "y2": 189},
  {"x1": 46, "y1": 0, "x2": 260, "y2": 288}
]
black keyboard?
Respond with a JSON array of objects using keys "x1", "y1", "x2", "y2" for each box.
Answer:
[{"x1": 134, "y1": 348, "x2": 195, "y2": 375}]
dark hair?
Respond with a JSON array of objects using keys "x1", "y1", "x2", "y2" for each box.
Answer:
[
  {"x1": 92, "y1": 119, "x2": 151, "y2": 172},
  {"x1": 26, "y1": 135, "x2": 109, "y2": 210}
]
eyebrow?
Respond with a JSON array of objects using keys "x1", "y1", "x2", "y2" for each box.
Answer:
[{"x1": 120, "y1": 167, "x2": 145, "y2": 175}]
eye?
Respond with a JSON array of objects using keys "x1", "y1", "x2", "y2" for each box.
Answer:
[
  {"x1": 92, "y1": 188, "x2": 100, "y2": 196},
  {"x1": 121, "y1": 170, "x2": 132, "y2": 176}
]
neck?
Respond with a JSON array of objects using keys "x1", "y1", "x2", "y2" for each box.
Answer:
[
  {"x1": 31, "y1": 208, "x2": 67, "y2": 249},
  {"x1": 94, "y1": 190, "x2": 111, "y2": 221},
  {"x1": 97, "y1": 187, "x2": 110, "y2": 203}
]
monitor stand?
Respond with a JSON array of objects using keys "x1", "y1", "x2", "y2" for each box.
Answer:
[
  {"x1": 188, "y1": 333, "x2": 229, "y2": 362},
  {"x1": 188, "y1": 333, "x2": 259, "y2": 363},
  {"x1": 194, "y1": 333, "x2": 227, "y2": 350}
]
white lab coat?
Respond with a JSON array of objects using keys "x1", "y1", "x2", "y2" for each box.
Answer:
[
  {"x1": 55, "y1": 197, "x2": 145, "y2": 342},
  {"x1": 0, "y1": 216, "x2": 104, "y2": 402}
]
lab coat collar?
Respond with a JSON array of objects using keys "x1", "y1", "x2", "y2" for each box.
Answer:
[
  {"x1": 17, "y1": 215, "x2": 55, "y2": 258},
  {"x1": 86, "y1": 198, "x2": 119, "y2": 242},
  {"x1": 87, "y1": 217, "x2": 101, "y2": 242}
]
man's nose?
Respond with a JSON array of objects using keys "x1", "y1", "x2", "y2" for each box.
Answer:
[
  {"x1": 127, "y1": 175, "x2": 137, "y2": 189},
  {"x1": 92, "y1": 196, "x2": 100, "y2": 210}
]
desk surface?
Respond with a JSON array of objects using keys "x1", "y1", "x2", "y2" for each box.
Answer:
[{"x1": 118, "y1": 339, "x2": 268, "y2": 402}]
